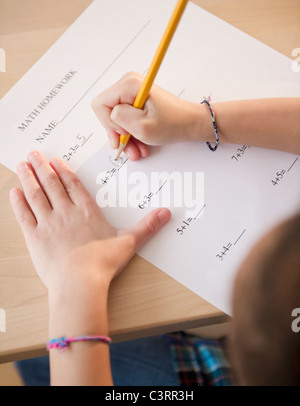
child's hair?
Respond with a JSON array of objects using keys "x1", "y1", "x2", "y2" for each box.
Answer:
[{"x1": 230, "y1": 213, "x2": 300, "y2": 385}]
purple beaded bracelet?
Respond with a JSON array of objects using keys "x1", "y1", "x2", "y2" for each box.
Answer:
[
  {"x1": 201, "y1": 96, "x2": 219, "y2": 151},
  {"x1": 46, "y1": 335, "x2": 111, "y2": 352}
]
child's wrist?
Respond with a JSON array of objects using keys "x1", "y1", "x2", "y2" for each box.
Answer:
[
  {"x1": 48, "y1": 272, "x2": 110, "y2": 338},
  {"x1": 47, "y1": 261, "x2": 110, "y2": 305},
  {"x1": 187, "y1": 102, "x2": 217, "y2": 144}
]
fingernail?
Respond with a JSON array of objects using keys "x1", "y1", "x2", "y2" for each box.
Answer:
[
  {"x1": 16, "y1": 161, "x2": 29, "y2": 174},
  {"x1": 50, "y1": 157, "x2": 63, "y2": 169},
  {"x1": 118, "y1": 128, "x2": 127, "y2": 136},
  {"x1": 106, "y1": 129, "x2": 117, "y2": 149},
  {"x1": 125, "y1": 149, "x2": 133, "y2": 159},
  {"x1": 157, "y1": 208, "x2": 171, "y2": 224},
  {"x1": 109, "y1": 138, "x2": 118, "y2": 149},
  {"x1": 27, "y1": 150, "x2": 41, "y2": 163},
  {"x1": 9, "y1": 188, "x2": 19, "y2": 198}
]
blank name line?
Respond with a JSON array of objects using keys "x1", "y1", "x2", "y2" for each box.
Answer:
[
  {"x1": 61, "y1": 20, "x2": 151, "y2": 122},
  {"x1": 287, "y1": 157, "x2": 299, "y2": 172},
  {"x1": 234, "y1": 229, "x2": 246, "y2": 245}
]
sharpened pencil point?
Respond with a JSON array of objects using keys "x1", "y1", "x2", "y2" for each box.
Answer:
[{"x1": 114, "y1": 143, "x2": 125, "y2": 160}]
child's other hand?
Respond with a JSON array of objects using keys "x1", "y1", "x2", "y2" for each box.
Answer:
[
  {"x1": 92, "y1": 72, "x2": 202, "y2": 160},
  {"x1": 10, "y1": 151, "x2": 171, "y2": 294}
]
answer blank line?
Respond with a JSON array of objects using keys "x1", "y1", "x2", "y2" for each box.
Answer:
[
  {"x1": 61, "y1": 20, "x2": 151, "y2": 122},
  {"x1": 81, "y1": 132, "x2": 93, "y2": 146},
  {"x1": 234, "y1": 229, "x2": 246, "y2": 245},
  {"x1": 155, "y1": 180, "x2": 168, "y2": 195},
  {"x1": 194, "y1": 204, "x2": 206, "y2": 220},
  {"x1": 287, "y1": 157, "x2": 299, "y2": 172},
  {"x1": 177, "y1": 89, "x2": 185, "y2": 98}
]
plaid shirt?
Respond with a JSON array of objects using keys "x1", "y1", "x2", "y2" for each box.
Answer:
[{"x1": 165, "y1": 331, "x2": 235, "y2": 386}]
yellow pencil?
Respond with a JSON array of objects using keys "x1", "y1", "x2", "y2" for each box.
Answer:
[{"x1": 115, "y1": 0, "x2": 188, "y2": 160}]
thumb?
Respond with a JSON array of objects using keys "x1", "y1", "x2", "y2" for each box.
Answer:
[
  {"x1": 101, "y1": 234, "x2": 137, "y2": 270},
  {"x1": 120, "y1": 208, "x2": 171, "y2": 252},
  {"x1": 110, "y1": 103, "x2": 145, "y2": 138}
]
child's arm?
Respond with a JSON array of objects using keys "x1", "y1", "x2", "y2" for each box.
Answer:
[
  {"x1": 48, "y1": 250, "x2": 114, "y2": 386},
  {"x1": 207, "y1": 98, "x2": 300, "y2": 155},
  {"x1": 92, "y1": 72, "x2": 300, "y2": 159},
  {"x1": 10, "y1": 150, "x2": 171, "y2": 385}
]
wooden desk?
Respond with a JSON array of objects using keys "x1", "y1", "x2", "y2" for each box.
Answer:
[{"x1": 0, "y1": 0, "x2": 299, "y2": 363}]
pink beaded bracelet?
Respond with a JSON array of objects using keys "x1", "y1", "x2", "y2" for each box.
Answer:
[{"x1": 46, "y1": 335, "x2": 111, "y2": 352}]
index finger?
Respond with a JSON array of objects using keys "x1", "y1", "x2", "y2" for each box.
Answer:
[
  {"x1": 91, "y1": 72, "x2": 143, "y2": 131},
  {"x1": 50, "y1": 157, "x2": 95, "y2": 206}
]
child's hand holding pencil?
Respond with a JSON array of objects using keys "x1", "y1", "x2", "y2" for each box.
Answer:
[{"x1": 92, "y1": 71, "x2": 206, "y2": 161}]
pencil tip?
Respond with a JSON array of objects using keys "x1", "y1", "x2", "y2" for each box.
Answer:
[{"x1": 114, "y1": 144, "x2": 125, "y2": 160}]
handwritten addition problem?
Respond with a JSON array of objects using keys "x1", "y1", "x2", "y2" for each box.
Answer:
[
  {"x1": 99, "y1": 155, "x2": 129, "y2": 185},
  {"x1": 63, "y1": 132, "x2": 93, "y2": 162},
  {"x1": 216, "y1": 228, "x2": 246, "y2": 262},
  {"x1": 271, "y1": 157, "x2": 298, "y2": 186},
  {"x1": 176, "y1": 204, "x2": 206, "y2": 236}
]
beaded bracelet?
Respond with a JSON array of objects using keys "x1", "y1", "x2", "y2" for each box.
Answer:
[
  {"x1": 201, "y1": 96, "x2": 219, "y2": 151},
  {"x1": 46, "y1": 335, "x2": 111, "y2": 352}
]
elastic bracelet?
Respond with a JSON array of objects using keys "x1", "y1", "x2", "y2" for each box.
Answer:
[
  {"x1": 201, "y1": 96, "x2": 219, "y2": 151},
  {"x1": 46, "y1": 335, "x2": 111, "y2": 352}
]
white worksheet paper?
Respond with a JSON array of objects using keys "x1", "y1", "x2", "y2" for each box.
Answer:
[{"x1": 1, "y1": 0, "x2": 300, "y2": 315}]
